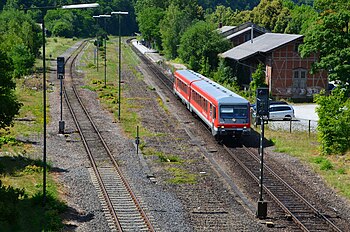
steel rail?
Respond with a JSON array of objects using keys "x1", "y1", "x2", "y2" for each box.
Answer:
[
  {"x1": 129, "y1": 39, "x2": 343, "y2": 232},
  {"x1": 242, "y1": 146, "x2": 342, "y2": 232},
  {"x1": 70, "y1": 85, "x2": 155, "y2": 232},
  {"x1": 63, "y1": 41, "x2": 122, "y2": 231},
  {"x1": 223, "y1": 145, "x2": 342, "y2": 232},
  {"x1": 63, "y1": 40, "x2": 155, "y2": 231}
]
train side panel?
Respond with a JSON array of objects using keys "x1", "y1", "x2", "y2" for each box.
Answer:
[{"x1": 173, "y1": 70, "x2": 250, "y2": 138}]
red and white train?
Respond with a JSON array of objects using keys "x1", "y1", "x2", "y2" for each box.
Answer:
[{"x1": 173, "y1": 69, "x2": 251, "y2": 139}]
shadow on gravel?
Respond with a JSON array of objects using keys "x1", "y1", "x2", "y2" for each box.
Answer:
[
  {"x1": 223, "y1": 126, "x2": 274, "y2": 149},
  {"x1": 62, "y1": 207, "x2": 95, "y2": 231}
]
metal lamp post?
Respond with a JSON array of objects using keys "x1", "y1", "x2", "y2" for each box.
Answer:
[
  {"x1": 26, "y1": 2, "x2": 99, "y2": 208},
  {"x1": 93, "y1": 14, "x2": 111, "y2": 88},
  {"x1": 111, "y1": 11, "x2": 128, "y2": 121},
  {"x1": 92, "y1": 16, "x2": 100, "y2": 72}
]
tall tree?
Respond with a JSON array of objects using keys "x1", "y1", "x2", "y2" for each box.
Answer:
[
  {"x1": 178, "y1": 21, "x2": 230, "y2": 73},
  {"x1": 300, "y1": 0, "x2": 350, "y2": 91},
  {"x1": 0, "y1": 9, "x2": 41, "y2": 57},
  {"x1": 0, "y1": 51, "x2": 22, "y2": 129},
  {"x1": 284, "y1": 4, "x2": 317, "y2": 34},
  {"x1": 160, "y1": 3, "x2": 191, "y2": 59},
  {"x1": 136, "y1": 6, "x2": 164, "y2": 49},
  {"x1": 251, "y1": 0, "x2": 291, "y2": 32}
]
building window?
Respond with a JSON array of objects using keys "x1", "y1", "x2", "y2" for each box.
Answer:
[{"x1": 293, "y1": 68, "x2": 307, "y2": 79}]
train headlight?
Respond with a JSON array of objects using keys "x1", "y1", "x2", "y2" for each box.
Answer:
[
  {"x1": 232, "y1": 118, "x2": 236, "y2": 122},
  {"x1": 221, "y1": 126, "x2": 224, "y2": 128}
]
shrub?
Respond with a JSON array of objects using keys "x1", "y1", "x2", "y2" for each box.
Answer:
[
  {"x1": 315, "y1": 89, "x2": 350, "y2": 155},
  {"x1": 0, "y1": 180, "x2": 26, "y2": 224}
]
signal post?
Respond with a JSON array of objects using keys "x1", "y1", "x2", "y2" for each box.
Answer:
[
  {"x1": 256, "y1": 87, "x2": 269, "y2": 219},
  {"x1": 57, "y1": 57, "x2": 65, "y2": 134}
]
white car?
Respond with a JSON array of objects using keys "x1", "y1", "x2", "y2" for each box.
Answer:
[{"x1": 269, "y1": 104, "x2": 295, "y2": 120}]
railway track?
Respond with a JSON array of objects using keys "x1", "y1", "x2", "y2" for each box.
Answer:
[
  {"x1": 129, "y1": 39, "x2": 344, "y2": 232},
  {"x1": 62, "y1": 40, "x2": 155, "y2": 232},
  {"x1": 224, "y1": 145, "x2": 342, "y2": 232}
]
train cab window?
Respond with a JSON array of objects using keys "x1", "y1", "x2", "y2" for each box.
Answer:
[{"x1": 220, "y1": 105, "x2": 248, "y2": 119}]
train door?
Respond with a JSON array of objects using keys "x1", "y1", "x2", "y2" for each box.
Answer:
[{"x1": 209, "y1": 104, "x2": 216, "y2": 135}]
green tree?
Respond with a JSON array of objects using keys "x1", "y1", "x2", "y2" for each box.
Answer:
[
  {"x1": 10, "y1": 44, "x2": 35, "y2": 78},
  {"x1": 160, "y1": 3, "x2": 191, "y2": 59},
  {"x1": 284, "y1": 3, "x2": 317, "y2": 34},
  {"x1": 52, "y1": 20, "x2": 74, "y2": 37},
  {"x1": 251, "y1": 0, "x2": 291, "y2": 32},
  {"x1": 213, "y1": 58, "x2": 235, "y2": 84},
  {"x1": 134, "y1": 0, "x2": 168, "y2": 15},
  {"x1": 136, "y1": 6, "x2": 164, "y2": 49},
  {"x1": 44, "y1": 9, "x2": 75, "y2": 37},
  {"x1": 178, "y1": 21, "x2": 231, "y2": 73},
  {"x1": 206, "y1": 5, "x2": 238, "y2": 26},
  {"x1": 315, "y1": 89, "x2": 350, "y2": 155},
  {"x1": 300, "y1": 0, "x2": 350, "y2": 90},
  {"x1": 250, "y1": 63, "x2": 267, "y2": 97},
  {"x1": 0, "y1": 9, "x2": 41, "y2": 57},
  {"x1": 0, "y1": 51, "x2": 22, "y2": 129}
]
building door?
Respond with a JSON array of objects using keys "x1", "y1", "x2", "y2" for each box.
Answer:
[{"x1": 293, "y1": 68, "x2": 307, "y2": 95}]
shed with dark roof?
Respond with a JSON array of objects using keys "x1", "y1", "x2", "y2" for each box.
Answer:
[{"x1": 220, "y1": 33, "x2": 327, "y2": 100}]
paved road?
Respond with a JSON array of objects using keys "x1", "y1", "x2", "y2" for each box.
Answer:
[{"x1": 291, "y1": 104, "x2": 318, "y2": 121}]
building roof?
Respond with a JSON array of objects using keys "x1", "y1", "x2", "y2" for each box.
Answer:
[
  {"x1": 226, "y1": 27, "x2": 253, "y2": 40},
  {"x1": 217, "y1": 26, "x2": 236, "y2": 34},
  {"x1": 220, "y1": 33, "x2": 303, "y2": 61}
]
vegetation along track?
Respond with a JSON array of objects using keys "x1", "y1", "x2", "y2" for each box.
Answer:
[
  {"x1": 129, "y1": 39, "x2": 345, "y2": 232},
  {"x1": 62, "y1": 40, "x2": 155, "y2": 232}
]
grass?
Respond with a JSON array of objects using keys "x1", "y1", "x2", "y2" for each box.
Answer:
[
  {"x1": 35, "y1": 37, "x2": 78, "y2": 68},
  {"x1": 77, "y1": 38, "x2": 158, "y2": 138},
  {"x1": 263, "y1": 126, "x2": 350, "y2": 199},
  {"x1": 166, "y1": 167, "x2": 197, "y2": 184},
  {"x1": 0, "y1": 37, "x2": 78, "y2": 231}
]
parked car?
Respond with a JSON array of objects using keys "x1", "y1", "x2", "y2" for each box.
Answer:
[
  {"x1": 251, "y1": 102, "x2": 295, "y2": 126},
  {"x1": 269, "y1": 104, "x2": 295, "y2": 120}
]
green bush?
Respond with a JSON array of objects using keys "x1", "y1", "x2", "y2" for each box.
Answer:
[
  {"x1": 32, "y1": 192, "x2": 66, "y2": 231},
  {"x1": 0, "y1": 136, "x2": 19, "y2": 147},
  {"x1": 0, "y1": 180, "x2": 25, "y2": 224},
  {"x1": 313, "y1": 156, "x2": 334, "y2": 171},
  {"x1": 315, "y1": 89, "x2": 350, "y2": 155},
  {"x1": 320, "y1": 159, "x2": 333, "y2": 170}
]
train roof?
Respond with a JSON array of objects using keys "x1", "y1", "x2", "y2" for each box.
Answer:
[{"x1": 175, "y1": 70, "x2": 249, "y2": 104}]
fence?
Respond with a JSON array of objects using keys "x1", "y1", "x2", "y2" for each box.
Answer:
[{"x1": 262, "y1": 118, "x2": 318, "y2": 136}]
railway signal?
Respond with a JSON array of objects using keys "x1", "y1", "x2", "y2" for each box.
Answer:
[
  {"x1": 57, "y1": 57, "x2": 65, "y2": 134},
  {"x1": 256, "y1": 87, "x2": 269, "y2": 219}
]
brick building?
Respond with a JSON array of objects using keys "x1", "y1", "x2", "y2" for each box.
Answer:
[{"x1": 220, "y1": 32, "x2": 328, "y2": 100}]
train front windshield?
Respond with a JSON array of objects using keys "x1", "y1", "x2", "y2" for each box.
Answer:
[{"x1": 220, "y1": 105, "x2": 248, "y2": 119}]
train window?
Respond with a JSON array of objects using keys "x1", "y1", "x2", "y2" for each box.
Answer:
[
  {"x1": 220, "y1": 105, "x2": 248, "y2": 119},
  {"x1": 213, "y1": 106, "x2": 216, "y2": 119}
]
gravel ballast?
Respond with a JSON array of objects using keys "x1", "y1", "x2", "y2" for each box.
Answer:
[{"x1": 41, "y1": 41, "x2": 350, "y2": 231}]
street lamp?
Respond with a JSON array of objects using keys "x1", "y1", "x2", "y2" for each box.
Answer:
[
  {"x1": 27, "y1": 2, "x2": 99, "y2": 208},
  {"x1": 92, "y1": 16, "x2": 100, "y2": 72},
  {"x1": 93, "y1": 14, "x2": 111, "y2": 88},
  {"x1": 111, "y1": 11, "x2": 128, "y2": 121}
]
